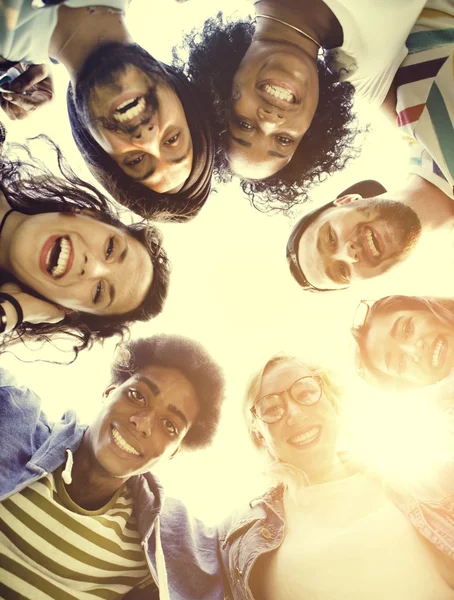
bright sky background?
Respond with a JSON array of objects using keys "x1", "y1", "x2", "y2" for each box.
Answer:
[{"x1": 2, "y1": 0, "x2": 454, "y2": 525}]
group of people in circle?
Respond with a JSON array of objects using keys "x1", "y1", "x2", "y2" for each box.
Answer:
[{"x1": 1, "y1": 0, "x2": 454, "y2": 599}]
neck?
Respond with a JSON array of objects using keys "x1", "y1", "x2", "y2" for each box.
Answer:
[
  {"x1": 391, "y1": 174, "x2": 454, "y2": 231},
  {"x1": 50, "y1": 5, "x2": 133, "y2": 83},
  {"x1": 254, "y1": 0, "x2": 342, "y2": 49},
  {"x1": 67, "y1": 433, "x2": 128, "y2": 511},
  {"x1": 307, "y1": 454, "x2": 351, "y2": 485}
]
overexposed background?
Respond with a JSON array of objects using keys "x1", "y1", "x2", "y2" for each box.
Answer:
[{"x1": 2, "y1": 0, "x2": 454, "y2": 524}]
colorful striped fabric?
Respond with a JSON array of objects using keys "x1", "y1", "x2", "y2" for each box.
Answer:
[
  {"x1": 0, "y1": 468, "x2": 151, "y2": 599},
  {"x1": 394, "y1": 1, "x2": 454, "y2": 196}
]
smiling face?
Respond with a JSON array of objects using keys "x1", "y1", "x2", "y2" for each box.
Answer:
[
  {"x1": 298, "y1": 196, "x2": 422, "y2": 290},
  {"x1": 252, "y1": 360, "x2": 339, "y2": 477},
  {"x1": 364, "y1": 308, "x2": 454, "y2": 388},
  {"x1": 85, "y1": 365, "x2": 200, "y2": 479},
  {"x1": 87, "y1": 65, "x2": 193, "y2": 194},
  {"x1": 8, "y1": 212, "x2": 153, "y2": 315},
  {"x1": 227, "y1": 40, "x2": 319, "y2": 180}
]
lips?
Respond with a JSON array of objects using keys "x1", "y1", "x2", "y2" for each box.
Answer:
[
  {"x1": 361, "y1": 225, "x2": 382, "y2": 264},
  {"x1": 111, "y1": 425, "x2": 142, "y2": 457},
  {"x1": 39, "y1": 235, "x2": 74, "y2": 279},
  {"x1": 430, "y1": 335, "x2": 448, "y2": 371},
  {"x1": 110, "y1": 92, "x2": 148, "y2": 126},
  {"x1": 256, "y1": 79, "x2": 299, "y2": 110},
  {"x1": 287, "y1": 425, "x2": 322, "y2": 448}
]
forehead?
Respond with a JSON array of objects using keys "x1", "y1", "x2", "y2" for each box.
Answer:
[
  {"x1": 260, "y1": 360, "x2": 312, "y2": 395},
  {"x1": 128, "y1": 364, "x2": 200, "y2": 421},
  {"x1": 110, "y1": 234, "x2": 153, "y2": 315}
]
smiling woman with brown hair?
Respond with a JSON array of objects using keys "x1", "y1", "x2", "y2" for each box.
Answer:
[
  {"x1": 352, "y1": 295, "x2": 454, "y2": 391},
  {"x1": 0, "y1": 135, "x2": 170, "y2": 358}
]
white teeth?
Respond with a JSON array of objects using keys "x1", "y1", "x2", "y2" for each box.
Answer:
[
  {"x1": 49, "y1": 237, "x2": 71, "y2": 277},
  {"x1": 263, "y1": 83, "x2": 294, "y2": 103},
  {"x1": 289, "y1": 427, "x2": 319, "y2": 445},
  {"x1": 113, "y1": 97, "x2": 146, "y2": 123},
  {"x1": 432, "y1": 340, "x2": 443, "y2": 368},
  {"x1": 365, "y1": 228, "x2": 380, "y2": 258},
  {"x1": 112, "y1": 427, "x2": 140, "y2": 456}
]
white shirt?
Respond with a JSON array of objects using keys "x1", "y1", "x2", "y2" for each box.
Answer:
[{"x1": 0, "y1": 0, "x2": 128, "y2": 64}]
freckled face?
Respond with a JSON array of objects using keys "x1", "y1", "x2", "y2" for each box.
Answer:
[
  {"x1": 86, "y1": 365, "x2": 200, "y2": 478},
  {"x1": 252, "y1": 360, "x2": 339, "y2": 475},
  {"x1": 8, "y1": 212, "x2": 153, "y2": 315},
  {"x1": 227, "y1": 40, "x2": 319, "y2": 180},
  {"x1": 365, "y1": 308, "x2": 454, "y2": 388}
]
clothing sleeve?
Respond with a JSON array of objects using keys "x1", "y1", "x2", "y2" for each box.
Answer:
[
  {"x1": 158, "y1": 496, "x2": 226, "y2": 600},
  {"x1": 0, "y1": 368, "x2": 50, "y2": 485}
]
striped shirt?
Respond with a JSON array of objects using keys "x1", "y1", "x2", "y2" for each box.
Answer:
[
  {"x1": 0, "y1": 467, "x2": 151, "y2": 599},
  {"x1": 394, "y1": 1, "x2": 454, "y2": 195}
]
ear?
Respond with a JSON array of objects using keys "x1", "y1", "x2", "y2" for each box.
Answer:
[
  {"x1": 103, "y1": 384, "x2": 117, "y2": 400},
  {"x1": 333, "y1": 193, "x2": 362, "y2": 207},
  {"x1": 252, "y1": 428, "x2": 265, "y2": 447}
]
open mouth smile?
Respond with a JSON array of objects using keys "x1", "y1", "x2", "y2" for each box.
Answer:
[
  {"x1": 287, "y1": 425, "x2": 321, "y2": 448},
  {"x1": 362, "y1": 226, "x2": 382, "y2": 263},
  {"x1": 40, "y1": 235, "x2": 74, "y2": 279},
  {"x1": 111, "y1": 426, "x2": 141, "y2": 456},
  {"x1": 430, "y1": 335, "x2": 447, "y2": 371},
  {"x1": 257, "y1": 80, "x2": 298, "y2": 110},
  {"x1": 113, "y1": 96, "x2": 147, "y2": 124}
]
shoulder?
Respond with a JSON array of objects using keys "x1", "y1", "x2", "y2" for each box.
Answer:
[
  {"x1": 0, "y1": 367, "x2": 44, "y2": 428},
  {"x1": 64, "y1": 0, "x2": 129, "y2": 10}
]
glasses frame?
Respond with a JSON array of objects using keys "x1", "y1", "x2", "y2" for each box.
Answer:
[{"x1": 251, "y1": 375, "x2": 323, "y2": 424}]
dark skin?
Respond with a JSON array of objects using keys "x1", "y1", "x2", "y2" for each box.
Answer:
[{"x1": 64, "y1": 365, "x2": 200, "y2": 510}]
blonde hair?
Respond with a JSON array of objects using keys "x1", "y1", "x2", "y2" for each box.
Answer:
[{"x1": 243, "y1": 354, "x2": 344, "y2": 488}]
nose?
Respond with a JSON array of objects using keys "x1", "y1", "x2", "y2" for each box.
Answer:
[
  {"x1": 80, "y1": 253, "x2": 109, "y2": 279},
  {"x1": 257, "y1": 107, "x2": 284, "y2": 132},
  {"x1": 334, "y1": 239, "x2": 360, "y2": 264},
  {"x1": 285, "y1": 397, "x2": 308, "y2": 425},
  {"x1": 129, "y1": 411, "x2": 153, "y2": 437},
  {"x1": 400, "y1": 339, "x2": 424, "y2": 363},
  {"x1": 130, "y1": 123, "x2": 158, "y2": 153}
]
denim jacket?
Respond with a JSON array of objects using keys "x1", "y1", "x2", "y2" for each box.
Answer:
[
  {"x1": 0, "y1": 368, "x2": 224, "y2": 600},
  {"x1": 218, "y1": 468, "x2": 454, "y2": 600}
]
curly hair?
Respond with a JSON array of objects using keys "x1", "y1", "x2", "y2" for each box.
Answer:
[
  {"x1": 111, "y1": 334, "x2": 225, "y2": 449},
  {"x1": 0, "y1": 136, "x2": 170, "y2": 359},
  {"x1": 173, "y1": 12, "x2": 360, "y2": 213},
  {"x1": 353, "y1": 295, "x2": 454, "y2": 391}
]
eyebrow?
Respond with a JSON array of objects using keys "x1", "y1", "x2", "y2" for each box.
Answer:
[
  {"x1": 105, "y1": 243, "x2": 128, "y2": 309},
  {"x1": 135, "y1": 376, "x2": 189, "y2": 428}
]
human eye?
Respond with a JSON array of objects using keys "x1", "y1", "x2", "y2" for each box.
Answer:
[
  {"x1": 276, "y1": 134, "x2": 294, "y2": 146},
  {"x1": 327, "y1": 226, "x2": 336, "y2": 248},
  {"x1": 125, "y1": 154, "x2": 144, "y2": 167},
  {"x1": 403, "y1": 318, "x2": 413, "y2": 340},
  {"x1": 165, "y1": 132, "x2": 180, "y2": 146},
  {"x1": 93, "y1": 281, "x2": 103, "y2": 305},
  {"x1": 105, "y1": 236, "x2": 115, "y2": 259},
  {"x1": 161, "y1": 418, "x2": 178, "y2": 437},
  {"x1": 338, "y1": 262, "x2": 350, "y2": 284},
  {"x1": 128, "y1": 388, "x2": 146, "y2": 404},
  {"x1": 237, "y1": 119, "x2": 253, "y2": 131}
]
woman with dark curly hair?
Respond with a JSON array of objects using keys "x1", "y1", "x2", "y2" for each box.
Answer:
[
  {"x1": 0, "y1": 133, "x2": 170, "y2": 358},
  {"x1": 173, "y1": 2, "x2": 427, "y2": 212},
  {"x1": 352, "y1": 296, "x2": 454, "y2": 391}
]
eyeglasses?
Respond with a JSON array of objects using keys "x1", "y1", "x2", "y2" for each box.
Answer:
[
  {"x1": 251, "y1": 376, "x2": 323, "y2": 424},
  {"x1": 352, "y1": 300, "x2": 374, "y2": 378}
]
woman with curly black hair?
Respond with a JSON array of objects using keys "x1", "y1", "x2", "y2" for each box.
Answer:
[
  {"x1": 0, "y1": 133, "x2": 170, "y2": 358},
  {"x1": 173, "y1": 2, "x2": 427, "y2": 212}
]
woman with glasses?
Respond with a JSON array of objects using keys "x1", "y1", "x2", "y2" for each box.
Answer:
[
  {"x1": 352, "y1": 296, "x2": 454, "y2": 391},
  {"x1": 218, "y1": 353, "x2": 454, "y2": 599}
]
